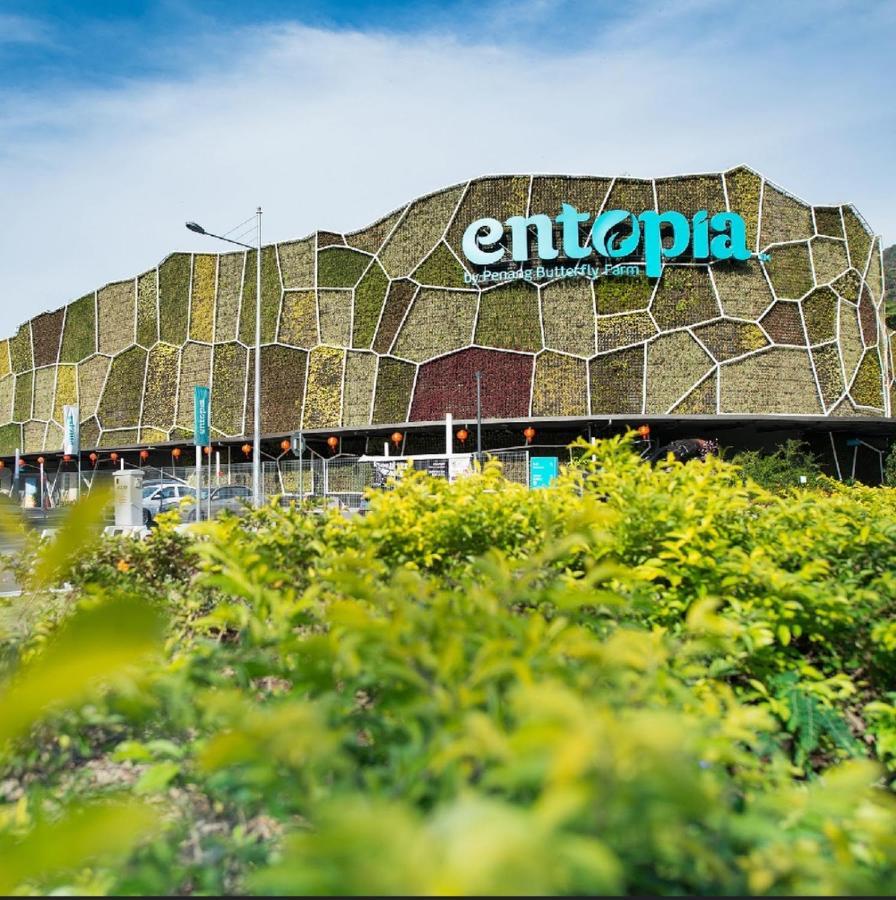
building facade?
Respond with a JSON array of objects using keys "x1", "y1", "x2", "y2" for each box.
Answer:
[{"x1": 0, "y1": 165, "x2": 889, "y2": 458}]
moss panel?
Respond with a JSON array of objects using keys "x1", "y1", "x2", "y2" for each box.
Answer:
[
  {"x1": 0, "y1": 341, "x2": 9, "y2": 379},
  {"x1": 866, "y1": 238, "x2": 883, "y2": 302},
  {"x1": 595, "y1": 312, "x2": 656, "y2": 353},
  {"x1": 210, "y1": 342, "x2": 247, "y2": 437},
  {"x1": 245, "y1": 347, "x2": 308, "y2": 435},
  {"x1": 590, "y1": 346, "x2": 644, "y2": 414},
  {"x1": 239, "y1": 246, "x2": 280, "y2": 344},
  {"x1": 78, "y1": 355, "x2": 111, "y2": 420},
  {"x1": 140, "y1": 427, "x2": 169, "y2": 443},
  {"x1": 215, "y1": 252, "x2": 244, "y2": 342},
  {"x1": 342, "y1": 350, "x2": 377, "y2": 426},
  {"x1": 761, "y1": 301, "x2": 805, "y2": 345},
  {"x1": 814, "y1": 206, "x2": 844, "y2": 239},
  {"x1": 13, "y1": 371, "x2": 32, "y2": 422},
  {"x1": 760, "y1": 183, "x2": 813, "y2": 247},
  {"x1": 189, "y1": 254, "x2": 216, "y2": 343},
  {"x1": 396, "y1": 288, "x2": 478, "y2": 362},
  {"x1": 833, "y1": 269, "x2": 861, "y2": 304},
  {"x1": 346, "y1": 208, "x2": 404, "y2": 256},
  {"x1": 651, "y1": 266, "x2": 718, "y2": 329},
  {"x1": 842, "y1": 206, "x2": 873, "y2": 274},
  {"x1": 851, "y1": 351, "x2": 884, "y2": 409},
  {"x1": 0, "y1": 422, "x2": 21, "y2": 456},
  {"x1": 142, "y1": 343, "x2": 179, "y2": 432},
  {"x1": 316, "y1": 290, "x2": 351, "y2": 346},
  {"x1": 31, "y1": 309, "x2": 65, "y2": 368},
  {"x1": 839, "y1": 302, "x2": 864, "y2": 385},
  {"x1": 317, "y1": 231, "x2": 344, "y2": 248},
  {"x1": 445, "y1": 178, "x2": 527, "y2": 269},
  {"x1": 646, "y1": 331, "x2": 714, "y2": 413},
  {"x1": 670, "y1": 372, "x2": 717, "y2": 414},
  {"x1": 44, "y1": 420, "x2": 63, "y2": 452},
  {"x1": 303, "y1": 346, "x2": 344, "y2": 430},
  {"x1": 475, "y1": 281, "x2": 541, "y2": 352},
  {"x1": 532, "y1": 352, "x2": 587, "y2": 416},
  {"x1": 60, "y1": 294, "x2": 97, "y2": 364},
  {"x1": 98, "y1": 280, "x2": 136, "y2": 355},
  {"x1": 353, "y1": 260, "x2": 389, "y2": 348},
  {"x1": 10, "y1": 325, "x2": 32, "y2": 374},
  {"x1": 810, "y1": 237, "x2": 849, "y2": 286},
  {"x1": 175, "y1": 343, "x2": 212, "y2": 431},
  {"x1": 158, "y1": 254, "x2": 191, "y2": 346},
  {"x1": 602, "y1": 178, "x2": 655, "y2": 215},
  {"x1": 724, "y1": 166, "x2": 762, "y2": 251},
  {"x1": 279, "y1": 290, "x2": 319, "y2": 348},
  {"x1": 542, "y1": 279, "x2": 595, "y2": 357},
  {"x1": 32, "y1": 367, "x2": 55, "y2": 421},
  {"x1": 409, "y1": 348, "x2": 533, "y2": 421},
  {"x1": 317, "y1": 247, "x2": 370, "y2": 289},
  {"x1": 80, "y1": 417, "x2": 100, "y2": 450},
  {"x1": 692, "y1": 319, "x2": 767, "y2": 361},
  {"x1": 0, "y1": 375, "x2": 13, "y2": 422},
  {"x1": 23, "y1": 421, "x2": 45, "y2": 454},
  {"x1": 97, "y1": 346, "x2": 146, "y2": 430},
  {"x1": 136, "y1": 269, "x2": 159, "y2": 347},
  {"x1": 800, "y1": 288, "x2": 838, "y2": 345},
  {"x1": 531, "y1": 176, "x2": 612, "y2": 216},
  {"x1": 713, "y1": 260, "x2": 773, "y2": 319},
  {"x1": 278, "y1": 238, "x2": 314, "y2": 289},
  {"x1": 858, "y1": 286, "x2": 878, "y2": 348},
  {"x1": 373, "y1": 280, "x2": 417, "y2": 355},
  {"x1": 764, "y1": 243, "x2": 813, "y2": 299},
  {"x1": 52, "y1": 365, "x2": 77, "y2": 424},
  {"x1": 413, "y1": 242, "x2": 468, "y2": 288},
  {"x1": 720, "y1": 348, "x2": 820, "y2": 414},
  {"x1": 594, "y1": 272, "x2": 653, "y2": 314},
  {"x1": 812, "y1": 343, "x2": 844, "y2": 410},
  {"x1": 98, "y1": 429, "x2": 138, "y2": 449},
  {"x1": 372, "y1": 357, "x2": 416, "y2": 424},
  {"x1": 655, "y1": 174, "x2": 726, "y2": 220}
]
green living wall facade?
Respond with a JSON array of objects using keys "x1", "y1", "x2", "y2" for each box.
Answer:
[{"x1": 0, "y1": 165, "x2": 889, "y2": 455}]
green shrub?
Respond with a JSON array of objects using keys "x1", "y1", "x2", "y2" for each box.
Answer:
[{"x1": 727, "y1": 439, "x2": 822, "y2": 490}]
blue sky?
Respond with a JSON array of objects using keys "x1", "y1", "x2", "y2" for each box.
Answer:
[{"x1": 1, "y1": 0, "x2": 894, "y2": 333}]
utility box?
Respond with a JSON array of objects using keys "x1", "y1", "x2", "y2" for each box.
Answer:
[{"x1": 113, "y1": 470, "x2": 144, "y2": 527}]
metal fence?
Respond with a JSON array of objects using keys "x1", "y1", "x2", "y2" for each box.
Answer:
[{"x1": 3, "y1": 450, "x2": 531, "y2": 512}]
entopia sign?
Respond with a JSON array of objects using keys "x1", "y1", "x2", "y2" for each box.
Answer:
[{"x1": 461, "y1": 204, "x2": 752, "y2": 281}]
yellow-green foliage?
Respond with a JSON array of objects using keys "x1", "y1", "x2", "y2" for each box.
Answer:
[
  {"x1": 303, "y1": 346, "x2": 344, "y2": 429},
  {"x1": 476, "y1": 281, "x2": 541, "y2": 352},
  {"x1": 352, "y1": 260, "x2": 389, "y2": 348},
  {"x1": 5, "y1": 441, "x2": 896, "y2": 895},
  {"x1": 189, "y1": 255, "x2": 216, "y2": 343}
]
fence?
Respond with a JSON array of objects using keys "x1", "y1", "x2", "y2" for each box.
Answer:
[{"x1": 3, "y1": 450, "x2": 532, "y2": 512}]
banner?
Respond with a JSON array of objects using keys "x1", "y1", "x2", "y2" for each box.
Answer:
[
  {"x1": 62, "y1": 404, "x2": 80, "y2": 456},
  {"x1": 193, "y1": 386, "x2": 210, "y2": 446},
  {"x1": 529, "y1": 456, "x2": 559, "y2": 489}
]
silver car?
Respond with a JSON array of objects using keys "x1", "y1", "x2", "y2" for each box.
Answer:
[{"x1": 142, "y1": 482, "x2": 196, "y2": 524}]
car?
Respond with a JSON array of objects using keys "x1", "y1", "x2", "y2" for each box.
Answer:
[
  {"x1": 183, "y1": 483, "x2": 252, "y2": 521},
  {"x1": 142, "y1": 481, "x2": 197, "y2": 524}
]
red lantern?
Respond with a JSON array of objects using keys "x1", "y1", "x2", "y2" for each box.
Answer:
[
  {"x1": 280, "y1": 439, "x2": 291, "y2": 452},
  {"x1": 63, "y1": 454, "x2": 71, "y2": 462},
  {"x1": 637, "y1": 424, "x2": 651, "y2": 439},
  {"x1": 523, "y1": 426, "x2": 536, "y2": 445},
  {"x1": 390, "y1": 431, "x2": 403, "y2": 448},
  {"x1": 89, "y1": 452, "x2": 98, "y2": 465},
  {"x1": 139, "y1": 449, "x2": 149, "y2": 461},
  {"x1": 241, "y1": 443, "x2": 251, "y2": 458},
  {"x1": 456, "y1": 428, "x2": 469, "y2": 445},
  {"x1": 110, "y1": 452, "x2": 119, "y2": 463},
  {"x1": 0, "y1": 460, "x2": 5, "y2": 470},
  {"x1": 172, "y1": 447, "x2": 182, "y2": 460},
  {"x1": 37, "y1": 456, "x2": 45, "y2": 465},
  {"x1": 327, "y1": 436, "x2": 339, "y2": 453},
  {"x1": 204, "y1": 445, "x2": 213, "y2": 456}
]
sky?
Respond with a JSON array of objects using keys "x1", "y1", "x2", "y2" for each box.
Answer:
[{"x1": 0, "y1": 0, "x2": 894, "y2": 335}]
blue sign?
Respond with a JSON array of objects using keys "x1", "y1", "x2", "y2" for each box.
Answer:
[
  {"x1": 193, "y1": 386, "x2": 210, "y2": 446},
  {"x1": 529, "y1": 456, "x2": 559, "y2": 489}
]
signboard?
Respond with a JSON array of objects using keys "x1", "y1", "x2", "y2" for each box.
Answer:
[
  {"x1": 529, "y1": 456, "x2": 559, "y2": 489},
  {"x1": 193, "y1": 386, "x2": 210, "y2": 446},
  {"x1": 414, "y1": 458, "x2": 449, "y2": 479},
  {"x1": 371, "y1": 459, "x2": 408, "y2": 488},
  {"x1": 62, "y1": 404, "x2": 80, "y2": 456},
  {"x1": 449, "y1": 454, "x2": 472, "y2": 482}
]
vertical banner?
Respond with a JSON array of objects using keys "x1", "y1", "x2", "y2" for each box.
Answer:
[
  {"x1": 63, "y1": 404, "x2": 80, "y2": 456},
  {"x1": 193, "y1": 386, "x2": 210, "y2": 447}
]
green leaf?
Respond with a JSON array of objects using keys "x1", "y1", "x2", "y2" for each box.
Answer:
[{"x1": 134, "y1": 760, "x2": 181, "y2": 795}]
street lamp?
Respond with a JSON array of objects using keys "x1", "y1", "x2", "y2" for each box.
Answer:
[{"x1": 186, "y1": 209, "x2": 263, "y2": 507}]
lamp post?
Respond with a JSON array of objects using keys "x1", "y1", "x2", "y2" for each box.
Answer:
[{"x1": 186, "y1": 209, "x2": 263, "y2": 507}]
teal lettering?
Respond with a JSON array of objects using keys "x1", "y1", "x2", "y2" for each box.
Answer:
[
  {"x1": 638, "y1": 211, "x2": 690, "y2": 277},
  {"x1": 556, "y1": 203, "x2": 591, "y2": 259}
]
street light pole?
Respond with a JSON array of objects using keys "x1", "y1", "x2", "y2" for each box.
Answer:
[{"x1": 186, "y1": 212, "x2": 264, "y2": 508}]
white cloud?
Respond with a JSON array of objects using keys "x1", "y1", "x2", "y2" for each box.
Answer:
[{"x1": 0, "y1": 10, "x2": 892, "y2": 336}]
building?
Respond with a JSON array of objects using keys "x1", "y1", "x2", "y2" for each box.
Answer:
[{"x1": 0, "y1": 166, "x2": 890, "y2": 480}]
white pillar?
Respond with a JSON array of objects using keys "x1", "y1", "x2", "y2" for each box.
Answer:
[{"x1": 445, "y1": 413, "x2": 453, "y2": 456}]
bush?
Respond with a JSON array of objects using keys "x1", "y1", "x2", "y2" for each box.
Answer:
[
  {"x1": 3, "y1": 439, "x2": 896, "y2": 895},
  {"x1": 728, "y1": 439, "x2": 823, "y2": 490}
]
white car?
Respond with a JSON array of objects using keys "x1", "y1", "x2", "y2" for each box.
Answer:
[{"x1": 142, "y1": 482, "x2": 196, "y2": 524}]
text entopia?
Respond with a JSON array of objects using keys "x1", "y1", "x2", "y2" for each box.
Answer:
[{"x1": 0, "y1": 165, "x2": 889, "y2": 456}]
